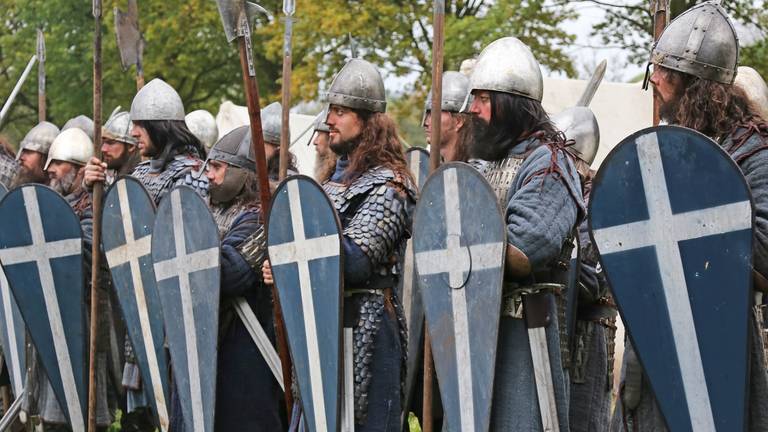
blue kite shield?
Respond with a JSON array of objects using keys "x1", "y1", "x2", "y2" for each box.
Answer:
[
  {"x1": 413, "y1": 162, "x2": 506, "y2": 432},
  {"x1": 398, "y1": 146, "x2": 429, "y2": 426},
  {"x1": 0, "y1": 185, "x2": 87, "y2": 431},
  {"x1": 267, "y1": 175, "x2": 342, "y2": 432},
  {"x1": 0, "y1": 182, "x2": 26, "y2": 400},
  {"x1": 589, "y1": 125, "x2": 753, "y2": 432},
  {"x1": 102, "y1": 177, "x2": 170, "y2": 430},
  {"x1": 152, "y1": 186, "x2": 221, "y2": 432}
]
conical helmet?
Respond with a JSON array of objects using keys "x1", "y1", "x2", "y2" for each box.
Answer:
[
  {"x1": 17, "y1": 121, "x2": 59, "y2": 159},
  {"x1": 651, "y1": 1, "x2": 738, "y2": 84},
  {"x1": 314, "y1": 106, "x2": 330, "y2": 133},
  {"x1": 551, "y1": 106, "x2": 600, "y2": 165},
  {"x1": 467, "y1": 37, "x2": 543, "y2": 102},
  {"x1": 207, "y1": 125, "x2": 254, "y2": 172},
  {"x1": 261, "y1": 102, "x2": 284, "y2": 145},
  {"x1": 424, "y1": 71, "x2": 469, "y2": 125},
  {"x1": 103, "y1": 111, "x2": 137, "y2": 145},
  {"x1": 326, "y1": 59, "x2": 387, "y2": 113},
  {"x1": 62, "y1": 115, "x2": 95, "y2": 141},
  {"x1": 130, "y1": 78, "x2": 186, "y2": 121},
  {"x1": 45, "y1": 128, "x2": 94, "y2": 170},
  {"x1": 185, "y1": 110, "x2": 219, "y2": 150}
]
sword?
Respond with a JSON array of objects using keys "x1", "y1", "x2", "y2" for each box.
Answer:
[
  {"x1": 216, "y1": 0, "x2": 294, "y2": 412},
  {"x1": 37, "y1": 29, "x2": 46, "y2": 122},
  {"x1": 524, "y1": 293, "x2": 560, "y2": 432},
  {"x1": 0, "y1": 55, "x2": 37, "y2": 128},
  {"x1": 575, "y1": 59, "x2": 606, "y2": 108},
  {"x1": 232, "y1": 297, "x2": 284, "y2": 390},
  {"x1": 341, "y1": 328, "x2": 354, "y2": 432},
  {"x1": 278, "y1": 0, "x2": 295, "y2": 180},
  {"x1": 88, "y1": 0, "x2": 105, "y2": 430}
]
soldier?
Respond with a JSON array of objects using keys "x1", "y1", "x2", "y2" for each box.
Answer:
[
  {"x1": 101, "y1": 111, "x2": 141, "y2": 185},
  {"x1": 310, "y1": 107, "x2": 337, "y2": 182},
  {"x1": 466, "y1": 37, "x2": 584, "y2": 430},
  {"x1": 46, "y1": 128, "x2": 93, "y2": 210},
  {"x1": 13, "y1": 121, "x2": 59, "y2": 186},
  {"x1": 423, "y1": 71, "x2": 473, "y2": 162},
  {"x1": 260, "y1": 101, "x2": 297, "y2": 181},
  {"x1": 612, "y1": 3, "x2": 768, "y2": 431},
  {"x1": 202, "y1": 125, "x2": 283, "y2": 431},
  {"x1": 185, "y1": 109, "x2": 218, "y2": 152},
  {"x1": 264, "y1": 58, "x2": 416, "y2": 431}
]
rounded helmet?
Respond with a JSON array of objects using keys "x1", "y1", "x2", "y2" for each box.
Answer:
[
  {"x1": 261, "y1": 102, "x2": 283, "y2": 145},
  {"x1": 17, "y1": 121, "x2": 59, "y2": 160},
  {"x1": 45, "y1": 128, "x2": 94, "y2": 170},
  {"x1": 423, "y1": 71, "x2": 469, "y2": 126},
  {"x1": 103, "y1": 111, "x2": 137, "y2": 145},
  {"x1": 130, "y1": 78, "x2": 186, "y2": 121},
  {"x1": 207, "y1": 125, "x2": 254, "y2": 172},
  {"x1": 62, "y1": 115, "x2": 95, "y2": 141},
  {"x1": 651, "y1": 1, "x2": 738, "y2": 84},
  {"x1": 326, "y1": 59, "x2": 387, "y2": 113},
  {"x1": 467, "y1": 37, "x2": 543, "y2": 102},
  {"x1": 735, "y1": 66, "x2": 768, "y2": 120},
  {"x1": 551, "y1": 106, "x2": 600, "y2": 165},
  {"x1": 314, "y1": 106, "x2": 330, "y2": 133},
  {"x1": 185, "y1": 110, "x2": 219, "y2": 150}
]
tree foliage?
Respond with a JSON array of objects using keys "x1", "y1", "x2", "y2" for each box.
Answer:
[{"x1": 0, "y1": 0, "x2": 576, "y2": 146}]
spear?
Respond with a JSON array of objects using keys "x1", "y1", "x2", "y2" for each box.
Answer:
[
  {"x1": 115, "y1": 0, "x2": 145, "y2": 90},
  {"x1": 278, "y1": 0, "x2": 295, "y2": 181},
  {"x1": 37, "y1": 29, "x2": 46, "y2": 122},
  {"x1": 651, "y1": 0, "x2": 670, "y2": 126},
  {"x1": 216, "y1": 0, "x2": 294, "y2": 413},
  {"x1": 0, "y1": 55, "x2": 37, "y2": 128},
  {"x1": 423, "y1": 2, "x2": 445, "y2": 431},
  {"x1": 88, "y1": 0, "x2": 105, "y2": 429}
]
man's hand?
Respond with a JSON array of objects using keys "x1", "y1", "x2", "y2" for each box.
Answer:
[
  {"x1": 83, "y1": 157, "x2": 108, "y2": 187},
  {"x1": 262, "y1": 260, "x2": 274, "y2": 285}
]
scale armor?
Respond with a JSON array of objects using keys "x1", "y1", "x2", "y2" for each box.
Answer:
[
  {"x1": 323, "y1": 166, "x2": 416, "y2": 423},
  {"x1": 481, "y1": 155, "x2": 526, "y2": 207},
  {"x1": 0, "y1": 150, "x2": 19, "y2": 189},
  {"x1": 130, "y1": 156, "x2": 208, "y2": 204}
]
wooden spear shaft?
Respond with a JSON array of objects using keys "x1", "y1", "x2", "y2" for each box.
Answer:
[
  {"x1": 652, "y1": 0, "x2": 669, "y2": 127},
  {"x1": 37, "y1": 30, "x2": 45, "y2": 123},
  {"x1": 88, "y1": 0, "x2": 104, "y2": 430},
  {"x1": 278, "y1": 16, "x2": 293, "y2": 181},
  {"x1": 423, "y1": 2, "x2": 445, "y2": 431},
  {"x1": 237, "y1": 35, "x2": 294, "y2": 413}
]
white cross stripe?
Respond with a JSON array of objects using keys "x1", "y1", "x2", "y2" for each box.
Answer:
[
  {"x1": 0, "y1": 187, "x2": 84, "y2": 431},
  {"x1": 593, "y1": 132, "x2": 751, "y2": 432},
  {"x1": 414, "y1": 167, "x2": 504, "y2": 432},
  {"x1": 268, "y1": 180, "x2": 340, "y2": 432},
  {"x1": 105, "y1": 180, "x2": 169, "y2": 431},
  {"x1": 153, "y1": 189, "x2": 219, "y2": 432},
  {"x1": 0, "y1": 270, "x2": 23, "y2": 396}
]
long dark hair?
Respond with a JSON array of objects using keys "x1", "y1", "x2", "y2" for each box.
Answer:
[
  {"x1": 469, "y1": 92, "x2": 558, "y2": 160},
  {"x1": 344, "y1": 110, "x2": 413, "y2": 185},
  {"x1": 135, "y1": 119, "x2": 206, "y2": 164}
]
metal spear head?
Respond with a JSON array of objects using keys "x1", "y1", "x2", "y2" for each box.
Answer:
[
  {"x1": 217, "y1": 0, "x2": 270, "y2": 43},
  {"x1": 36, "y1": 29, "x2": 45, "y2": 63},
  {"x1": 283, "y1": 0, "x2": 295, "y2": 16},
  {"x1": 115, "y1": 0, "x2": 143, "y2": 70},
  {"x1": 576, "y1": 59, "x2": 607, "y2": 107}
]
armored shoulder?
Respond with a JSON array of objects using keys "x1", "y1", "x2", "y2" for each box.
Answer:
[{"x1": 169, "y1": 156, "x2": 209, "y2": 199}]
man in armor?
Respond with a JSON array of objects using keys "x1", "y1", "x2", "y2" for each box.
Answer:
[
  {"x1": 260, "y1": 101, "x2": 297, "y2": 182},
  {"x1": 14, "y1": 121, "x2": 59, "y2": 186},
  {"x1": 310, "y1": 107, "x2": 337, "y2": 183},
  {"x1": 185, "y1": 109, "x2": 219, "y2": 152},
  {"x1": 613, "y1": 3, "x2": 768, "y2": 430},
  {"x1": 264, "y1": 58, "x2": 416, "y2": 431},
  {"x1": 101, "y1": 110, "x2": 141, "y2": 185},
  {"x1": 552, "y1": 107, "x2": 618, "y2": 432},
  {"x1": 466, "y1": 36, "x2": 584, "y2": 430},
  {"x1": 423, "y1": 71, "x2": 473, "y2": 162},
  {"x1": 196, "y1": 125, "x2": 283, "y2": 432}
]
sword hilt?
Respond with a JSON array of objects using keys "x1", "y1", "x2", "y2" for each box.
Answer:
[{"x1": 522, "y1": 292, "x2": 552, "y2": 328}]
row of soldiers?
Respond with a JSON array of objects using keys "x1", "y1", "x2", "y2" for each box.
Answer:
[{"x1": 1, "y1": 0, "x2": 768, "y2": 431}]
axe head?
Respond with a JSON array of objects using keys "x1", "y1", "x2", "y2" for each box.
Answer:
[
  {"x1": 115, "y1": 0, "x2": 142, "y2": 71},
  {"x1": 217, "y1": 0, "x2": 271, "y2": 43}
]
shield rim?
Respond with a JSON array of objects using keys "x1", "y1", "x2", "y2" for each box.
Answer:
[
  {"x1": 266, "y1": 173, "x2": 345, "y2": 431},
  {"x1": 587, "y1": 124, "x2": 754, "y2": 431}
]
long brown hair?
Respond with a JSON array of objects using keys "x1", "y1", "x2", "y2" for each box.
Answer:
[
  {"x1": 344, "y1": 110, "x2": 413, "y2": 185},
  {"x1": 665, "y1": 69, "x2": 760, "y2": 139}
]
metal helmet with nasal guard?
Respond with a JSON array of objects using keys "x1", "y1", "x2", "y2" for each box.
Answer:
[
  {"x1": 207, "y1": 125, "x2": 254, "y2": 173},
  {"x1": 130, "y1": 78, "x2": 186, "y2": 121},
  {"x1": 45, "y1": 128, "x2": 94, "y2": 170},
  {"x1": 103, "y1": 111, "x2": 137, "y2": 146},
  {"x1": 326, "y1": 58, "x2": 387, "y2": 113}
]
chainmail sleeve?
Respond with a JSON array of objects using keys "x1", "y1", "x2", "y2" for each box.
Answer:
[{"x1": 237, "y1": 224, "x2": 267, "y2": 271}]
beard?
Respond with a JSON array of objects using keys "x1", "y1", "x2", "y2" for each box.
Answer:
[
  {"x1": 467, "y1": 115, "x2": 515, "y2": 161},
  {"x1": 12, "y1": 165, "x2": 48, "y2": 187},
  {"x1": 104, "y1": 150, "x2": 131, "y2": 170},
  {"x1": 314, "y1": 148, "x2": 338, "y2": 183},
  {"x1": 657, "y1": 92, "x2": 682, "y2": 124},
  {"x1": 329, "y1": 134, "x2": 360, "y2": 157},
  {"x1": 49, "y1": 169, "x2": 79, "y2": 196}
]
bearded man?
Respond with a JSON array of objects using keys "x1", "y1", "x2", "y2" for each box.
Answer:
[
  {"x1": 466, "y1": 36, "x2": 584, "y2": 431},
  {"x1": 100, "y1": 111, "x2": 141, "y2": 185},
  {"x1": 612, "y1": 3, "x2": 768, "y2": 431},
  {"x1": 423, "y1": 71, "x2": 473, "y2": 163},
  {"x1": 13, "y1": 121, "x2": 59, "y2": 187},
  {"x1": 310, "y1": 107, "x2": 337, "y2": 182}
]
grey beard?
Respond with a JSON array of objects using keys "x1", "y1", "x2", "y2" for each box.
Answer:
[{"x1": 49, "y1": 169, "x2": 78, "y2": 196}]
